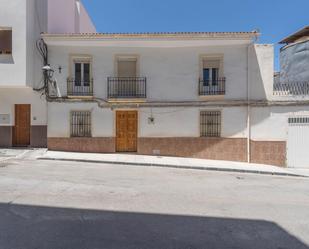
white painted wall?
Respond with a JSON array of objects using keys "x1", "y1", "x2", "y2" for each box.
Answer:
[
  {"x1": 139, "y1": 107, "x2": 247, "y2": 138},
  {"x1": 79, "y1": 2, "x2": 96, "y2": 33},
  {"x1": 0, "y1": 0, "x2": 95, "y2": 130},
  {"x1": 0, "y1": 0, "x2": 28, "y2": 87},
  {"x1": 0, "y1": 88, "x2": 47, "y2": 126},
  {"x1": 48, "y1": 42, "x2": 272, "y2": 101},
  {"x1": 48, "y1": 102, "x2": 309, "y2": 144},
  {"x1": 47, "y1": 0, "x2": 96, "y2": 33},
  {"x1": 47, "y1": 103, "x2": 248, "y2": 139},
  {"x1": 48, "y1": 103, "x2": 114, "y2": 137},
  {"x1": 249, "y1": 44, "x2": 274, "y2": 100},
  {"x1": 251, "y1": 106, "x2": 309, "y2": 141},
  {"x1": 0, "y1": 0, "x2": 95, "y2": 88}
]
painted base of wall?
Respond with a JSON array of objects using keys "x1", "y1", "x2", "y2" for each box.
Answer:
[
  {"x1": 0, "y1": 126, "x2": 12, "y2": 147},
  {"x1": 48, "y1": 137, "x2": 116, "y2": 153},
  {"x1": 31, "y1": 126, "x2": 48, "y2": 148},
  {"x1": 47, "y1": 137, "x2": 287, "y2": 167},
  {"x1": 0, "y1": 126, "x2": 47, "y2": 148}
]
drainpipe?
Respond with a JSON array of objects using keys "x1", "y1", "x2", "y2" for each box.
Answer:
[{"x1": 247, "y1": 41, "x2": 253, "y2": 163}]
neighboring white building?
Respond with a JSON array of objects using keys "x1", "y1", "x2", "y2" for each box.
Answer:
[
  {"x1": 272, "y1": 26, "x2": 309, "y2": 168},
  {"x1": 0, "y1": 0, "x2": 95, "y2": 147}
]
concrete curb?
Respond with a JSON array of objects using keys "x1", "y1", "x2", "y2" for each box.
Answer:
[{"x1": 38, "y1": 157, "x2": 307, "y2": 178}]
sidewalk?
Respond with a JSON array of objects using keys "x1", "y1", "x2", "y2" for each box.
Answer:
[
  {"x1": 0, "y1": 148, "x2": 47, "y2": 163},
  {"x1": 39, "y1": 151, "x2": 308, "y2": 177}
]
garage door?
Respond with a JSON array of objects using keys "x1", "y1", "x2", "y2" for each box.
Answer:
[{"x1": 287, "y1": 117, "x2": 309, "y2": 168}]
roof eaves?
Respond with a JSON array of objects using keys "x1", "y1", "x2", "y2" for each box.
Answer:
[
  {"x1": 41, "y1": 31, "x2": 260, "y2": 40},
  {"x1": 279, "y1": 26, "x2": 309, "y2": 44}
]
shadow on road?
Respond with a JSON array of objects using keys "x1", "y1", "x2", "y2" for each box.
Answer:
[{"x1": 0, "y1": 203, "x2": 307, "y2": 249}]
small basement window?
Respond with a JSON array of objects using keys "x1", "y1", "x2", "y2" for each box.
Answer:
[
  {"x1": 70, "y1": 111, "x2": 92, "y2": 137},
  {"x1": 200, "y1": 111, "x2": 221, "y2": 137},
  {"x1": 0, "y1": 29, "x2": 12, "y2": 55}
]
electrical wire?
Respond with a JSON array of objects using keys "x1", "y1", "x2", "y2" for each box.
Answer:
[
  {"x1": 34, "y1": 39, "x2": 49, "y2": 96},
  {"x1": 138, "y1": 107, "x2": 188, "y2": 115}
]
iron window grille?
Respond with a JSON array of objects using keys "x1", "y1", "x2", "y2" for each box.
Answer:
[
  {"x1": 70, "y1": 111, "x2": 92, "y2": 137},
  {"x1": 288, "y1": 117, "x2": 309, "y2": 125},
  {"x1": 273, "y1": 82, "x2": 309, "y2": 96},
  {"x1": 200, "y1": 111, "x2": 221, "y2": 137}
]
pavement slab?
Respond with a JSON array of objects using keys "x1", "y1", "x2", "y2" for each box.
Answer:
[{"x1": 39, "y1": 150, "x2": 308, "y2": 177}]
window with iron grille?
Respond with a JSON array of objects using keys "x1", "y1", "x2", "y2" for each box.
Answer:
[
  {"x1": 200, "y1": 111, "x2": 221, "y2": 137},
  {"x1": 288, "y1": 117, "x2": 309, "y2": 125},
  {"x1": 70, "y1": 111, "x2": 92, "y2": 137}
]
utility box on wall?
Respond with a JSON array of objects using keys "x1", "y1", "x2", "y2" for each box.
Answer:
[{"x1": 0, "y1": 114, "x2": 10, "y2": 125}]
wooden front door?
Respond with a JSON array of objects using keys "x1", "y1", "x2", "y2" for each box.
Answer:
[
  {"x1": 116, "y1": 111, "x2": 138, "y2": 152},
  {"x1": 13, "y1": 104, "x2": 31, "y2": 147}
]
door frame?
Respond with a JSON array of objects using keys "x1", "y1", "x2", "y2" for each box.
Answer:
[
  {"x1": 13, "y1": 104, "x2": 31, "y2": 147},
  {"x1": 115, "y1": 110, "x2": 138, "y2": 153}
]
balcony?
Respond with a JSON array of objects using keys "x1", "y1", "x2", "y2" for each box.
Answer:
[
  {"x1": 199, "y1": 78, "x2": 226, "y2": 96},
  {"x1": 273, "y1": 82, "x2": 309, "y2": 96},
  {"x1": 67, "y1": 78, "x2": 94, "y2": 97},
  {"x1": 107, "y1": 77, "x2": 147, "y2": 99}
]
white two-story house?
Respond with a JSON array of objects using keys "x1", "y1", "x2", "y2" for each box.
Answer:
[
  {"x1": 42, "y1": 31, "x2": 294, "y2": 166},
  {"x1": 2, "y1": 1, "x2": 308, "y2": 168},
  {"x1": 0, "y1": 0, "x2": 95, "y2": 148}
]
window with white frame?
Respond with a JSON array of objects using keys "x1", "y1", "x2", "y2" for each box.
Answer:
[
  {"x1": 201, "y1": 58, "x2": 222, "y2": 86},
  {"x1": 70, "y1": 111, "x2": 92, "y2": 137},
  {"x1": 73, "y1": 60, "x2": 91, "y2": 86},
  {"x1": 0, "y1": 28, "x2": 12, "y2": 55},
  {"x1": 117, "y1": 57, "x2": 138, "y2": 77},
  {"x1": 200, "y1": 111, "x2": 221, "y2": 137}
]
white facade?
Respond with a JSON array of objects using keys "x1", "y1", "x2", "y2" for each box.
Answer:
[
  {"x1": 43, "y1": 34, "x2": 273, "y2": 101},
  {"x1": 1, "y1": 1, "x2": 308, "y2": 168},
  {"x1": 42, "y1": 32, "x2": 309, "y2": 167},
  {"x1": 48, "y1": 0, "x2": 96, "y2": 34},
  {"x1": 0, "y1": 0, "x2": 95, "y2": 147}
]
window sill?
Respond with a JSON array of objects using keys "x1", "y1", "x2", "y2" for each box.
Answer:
[{"x1": 0, "y1": 54, "x2": 14, "y2": 64}]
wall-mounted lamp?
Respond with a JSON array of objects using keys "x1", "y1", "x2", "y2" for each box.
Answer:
[
  {"x1": 42, "y1": 65, "x2": 54, "y2": 78},
  {"x1": 148, "y1": 116, "x2": 155, "y2": 124}
]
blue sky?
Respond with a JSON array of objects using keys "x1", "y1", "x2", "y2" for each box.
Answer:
[{"x1": 83, "y1": 0, "x2": 309, "y2": 70}]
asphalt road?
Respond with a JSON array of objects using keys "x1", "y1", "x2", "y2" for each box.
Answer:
[{"x1": 0, "y1": 159, "x2": 309, "y2": 249}]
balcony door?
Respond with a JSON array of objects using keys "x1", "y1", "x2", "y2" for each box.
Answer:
[
  {"x1": 116, "y1": 57, "x2": 138, "y2": 97},
  {"x1": 202, "y1": 59, "x2": 220, "y2": 86},
  {"x1": 199, "y1": 55, "x2": 225, "y2": 96},
  {"x1": 74, "y1": 61, "x2": 91, "y2": 87},
  {"x1": 69, "y1": 56, "x2": 92, "y2": 96},
  {"x1": 117, "y1": 58, "x2": 137, "y2": 77}
]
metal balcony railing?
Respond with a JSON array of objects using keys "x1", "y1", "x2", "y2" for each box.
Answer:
[
  {"x1": 199, "y1": 78, "x2": 226, "y2": 96},
  {"x1": 107, "y1": 77, "x2": 147, "y2": 99},
  {"x1": 273, "y1": 82, "x2": 309, "y2": 96},
  {"x1": 67, "y1": 78, "x2": 94, "y2": 97}
]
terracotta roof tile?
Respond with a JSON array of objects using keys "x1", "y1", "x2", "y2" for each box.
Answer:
[{"x1": 42, "y1": 31, "x2": 259, "y2": 39}]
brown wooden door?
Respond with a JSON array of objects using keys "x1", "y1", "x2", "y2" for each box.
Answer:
[
  {"x1": 116, "y1": 111, "x2": 137, "y2": 152},
  {"x1": 13, "y1": 104, "x2": 31, "y2": 147}
]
